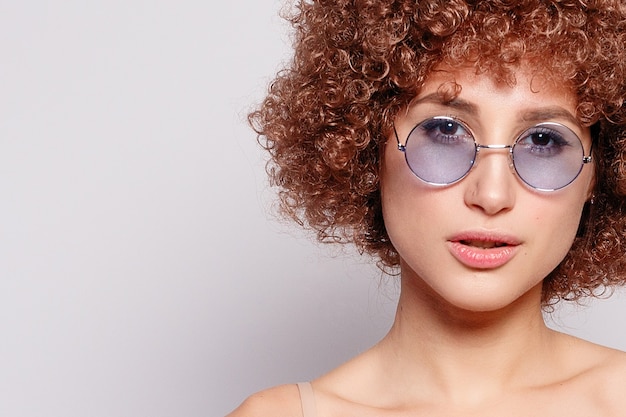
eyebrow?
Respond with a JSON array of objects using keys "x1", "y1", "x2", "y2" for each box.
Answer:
[
  {"x1": 413, "y1": 93, "x2": 479, "y2": 115},
  {"x1": 519, "y1": 107, "x2": 581, "y2": 127},
  {"x1": 411, "y1": 93, "x2": 581, "y2": 128}
]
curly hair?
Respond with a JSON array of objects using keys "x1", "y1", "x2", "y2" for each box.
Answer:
[{"x1": 249, "y1": 0, "x2": 626, "y2": 305}]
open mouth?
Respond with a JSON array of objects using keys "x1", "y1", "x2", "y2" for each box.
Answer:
[{"x1": 459, "y1": 240, "x2": 510, "y2": 249}]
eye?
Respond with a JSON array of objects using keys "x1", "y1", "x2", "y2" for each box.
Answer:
[
  {"x1": 517, "y1": 127, "x2": 571, "y2": 157},
  {"x1": 529, "y1": 132, "x2": 552, "y2": 146},
  {"x1": 438, "y1": 119, "x2": 462, "y2": 135},
  {"x1": 419, "y1": 117, "x2": 473, "y2": 145}
]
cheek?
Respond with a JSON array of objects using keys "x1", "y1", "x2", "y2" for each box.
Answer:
[
  {"x1": 381, "y1": 144, "x2": 420, "y2": 248},
  {"x1": 381, "y1": 150, "x2": 449, "y2": 256},
  {"x1": 380, "y1": 141, "x2": 432, "y2": 222},
  {"x1": 528, "y1": 194, "x2": 587, "y2": 264},
  {"x1": 525, "y1": 160, "x2": 592, "y2": 242}
]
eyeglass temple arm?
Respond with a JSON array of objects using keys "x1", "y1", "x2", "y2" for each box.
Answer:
[
  {"x1": 583, "y1": 140, "x2": 593, "y2": 164},
  {"x1": 393, "y1": 125, "x2": 406, "y2": 152}
]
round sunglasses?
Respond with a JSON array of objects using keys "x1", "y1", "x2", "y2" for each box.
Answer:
[{"x1": 394, "y1": 116, "x2": 593, "y2": 191}]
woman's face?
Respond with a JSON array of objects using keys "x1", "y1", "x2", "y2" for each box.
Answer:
[{"x1": 381, "y1": 67, "x2": 595, "y2": 313}]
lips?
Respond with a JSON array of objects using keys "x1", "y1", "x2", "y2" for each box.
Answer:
[
  {"x1": 447, "y1": 232, "x2": 521, "y2": 269},
  {"x1": 459, "y1": 239, "x2": 509, "y2": 249}
]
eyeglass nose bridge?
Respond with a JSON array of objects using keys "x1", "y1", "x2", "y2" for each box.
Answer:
[
  {"x1": 473, "y1": 143, "x2": 515, "y2": 169},
  {"x1": 476, "y1": 144, "x2": 514, "y2": 151}
]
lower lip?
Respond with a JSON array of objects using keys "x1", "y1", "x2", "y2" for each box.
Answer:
[{"x1": 447, "y1": 242, "x2": 518, "y2": 269}]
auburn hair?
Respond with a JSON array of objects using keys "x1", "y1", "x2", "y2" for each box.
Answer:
[{"x1": 250, "y1": 0, "x2": 626, "y2": 304}]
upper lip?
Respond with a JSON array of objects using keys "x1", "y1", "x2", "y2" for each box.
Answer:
[{"x1": 447, "y1": 230, "x2": 522, "y2": 248}]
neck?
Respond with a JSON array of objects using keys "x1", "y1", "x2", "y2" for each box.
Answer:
[{"x1": 373, "y1": 271, "x2": 555, "y2": 406}]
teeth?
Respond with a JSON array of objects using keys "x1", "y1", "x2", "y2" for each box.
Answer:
[{"x1": 461, "y1": 240, "x2": 507, "y2": 248}]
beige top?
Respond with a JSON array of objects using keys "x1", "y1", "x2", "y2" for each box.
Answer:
[{"x1": 296, "y1": 382, "x2": 317, "y2": 417}]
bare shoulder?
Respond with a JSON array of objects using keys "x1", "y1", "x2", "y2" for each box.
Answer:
[
  {"x1": 226, "y1": 384, "x2": 302, "y2": 417},
  {"x1": 595, "y1": 347, "x2": 626, "y2": 392},
  {"x1": 579, "y1": 343, "x2": 626, "y2": 412}
]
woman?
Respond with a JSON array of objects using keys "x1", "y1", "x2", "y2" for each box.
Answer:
[{"x1": 230, "y1": 0, "x2": 626, "y2": 415}]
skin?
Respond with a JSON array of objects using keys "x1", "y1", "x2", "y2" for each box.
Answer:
[
  {"x1": 228, "y1": 67, "x2": 626, "y2": 416},
  {"x1": 385, "y1": 67, "x2": 594, "y2": 316}
]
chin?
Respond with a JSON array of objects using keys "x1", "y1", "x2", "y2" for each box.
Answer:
[{"x1": 433, "y1": 283, "x2": 544, "y2": 317}]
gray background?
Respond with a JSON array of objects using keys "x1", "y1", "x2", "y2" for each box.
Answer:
[{"x1": 0, "y1": 2, "x2": 624, "y2": 416}]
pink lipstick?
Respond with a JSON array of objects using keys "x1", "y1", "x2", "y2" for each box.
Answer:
[{"x1": 447, "y1": 232, "x2": 521, "y2": 269}]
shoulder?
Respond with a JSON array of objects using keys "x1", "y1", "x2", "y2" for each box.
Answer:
[
  {"x1": 552, "y1": 334, "x2": 626, "y2": 413},
  {"x1": 579, "y1": 345, "x2": 626, "y2": 413},
  {"x1": 226, "y1": 384, "x2": 303, "y2": 417},
  {"x1": 596, "y1": 348, "x2": 626, "y2": 394}
]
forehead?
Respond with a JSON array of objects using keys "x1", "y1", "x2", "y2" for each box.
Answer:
[
  {"x1": 398, "y1": 65, "x2": 590, "y2": 144},
  {"x1": 413, "y1": 64, "x2": 580, "y2": 118}
]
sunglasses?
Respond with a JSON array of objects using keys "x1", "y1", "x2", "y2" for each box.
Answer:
[{"x1": 394, "y1": 116, "x2": 593, "y2": 191}]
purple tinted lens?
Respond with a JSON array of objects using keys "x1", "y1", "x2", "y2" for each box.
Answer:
[
  {"x1": 512, "y1": 123, "x2": 586, "y2": 191},
  {"x1": 404, "y1": 117, "x2": 476, "y2": 185}
]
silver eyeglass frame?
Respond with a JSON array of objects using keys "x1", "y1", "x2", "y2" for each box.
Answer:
[{"x1": 393, "y1": 119, "x2": 594, "y2": 192}]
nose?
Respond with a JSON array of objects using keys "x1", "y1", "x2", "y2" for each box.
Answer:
[{"x1": 463, "y1": 148, "x2": 516, "y2": 216}]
